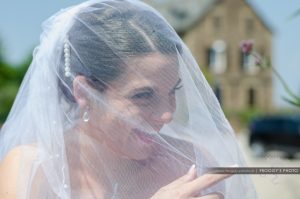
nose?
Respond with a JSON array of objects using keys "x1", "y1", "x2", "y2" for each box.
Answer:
[
  {"x1": 151, "y1": 98, "x2": 175, "y2": 127},
  {"x1": 159, "y1": 111, "x2": 173, "y2": 124},
  {"x1": 151, "y1": 111, "x2": 173, "y2": 132}
]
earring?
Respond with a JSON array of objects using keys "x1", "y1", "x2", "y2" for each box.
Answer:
[{"x1": 82, "y1": 108, "x2": 90, "y2": 122}]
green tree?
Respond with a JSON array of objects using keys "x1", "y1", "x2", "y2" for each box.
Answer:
[{"x1": 0, "y1": 42, "x2": 31, "y2": 122}]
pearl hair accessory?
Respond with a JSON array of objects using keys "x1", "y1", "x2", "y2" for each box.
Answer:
[{"x1": 64, "y1": 37, "x2": 71, "y2": 77}]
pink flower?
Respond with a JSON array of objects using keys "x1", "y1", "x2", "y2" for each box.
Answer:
[{"x1": 240, "y1": 40, "x2": 254, "y2": 54}]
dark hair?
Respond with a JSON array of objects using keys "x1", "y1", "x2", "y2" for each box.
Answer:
[{"x1": 59, "y1": 1, "x2": 182, "y2": 103}]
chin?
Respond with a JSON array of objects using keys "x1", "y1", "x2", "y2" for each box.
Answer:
[
  {"x1": 123, "y1": 134, "x2": 157, "y2": 160},
  {"x1": 123, "y1": 142, "x2": 155, "y2": 161}
]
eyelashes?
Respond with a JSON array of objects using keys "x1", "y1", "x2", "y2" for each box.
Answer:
[
  {"x1": 132, "y1": 90, "x2": 154, "y2": 100},
  {"x1": 170, "y1": 84, "x2": 183, "y2": 95},
  {"x1": 175, "y1": 85, "x2": 183, "y2": 90}
]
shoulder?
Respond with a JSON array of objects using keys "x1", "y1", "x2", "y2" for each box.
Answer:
[{"x1": 0, "y1": 145, "x2": 37, "y2": 199}]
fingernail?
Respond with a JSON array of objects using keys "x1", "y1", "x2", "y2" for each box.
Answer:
[{"x1": 188, "y1": 164, "x2": 196, "y2": 175}]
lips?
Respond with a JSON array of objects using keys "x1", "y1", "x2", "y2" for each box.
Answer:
[{"x1": 133, "y1": 128, "x2": 155, "y2": 144}]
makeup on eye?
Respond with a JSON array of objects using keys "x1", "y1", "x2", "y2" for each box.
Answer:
[
  {"x1": 132, "y1": 88, "x2": 154, "y2": 100},
  {"x1": 130, "y1": 78, "x2": 183, "y2": 100}
]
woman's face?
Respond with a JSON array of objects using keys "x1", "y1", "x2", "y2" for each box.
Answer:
[{"x1": 87, "y1": 53, "x2": 181, "y2": 160}]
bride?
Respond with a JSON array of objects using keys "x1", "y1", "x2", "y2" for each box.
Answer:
[{"x1": 0, "y1": 0, "x2": 256, "y2": 198}]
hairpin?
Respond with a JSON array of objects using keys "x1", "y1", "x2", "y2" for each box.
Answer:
[{"x1": 64, "y1": 37, "x2": 71, "y2": 77}]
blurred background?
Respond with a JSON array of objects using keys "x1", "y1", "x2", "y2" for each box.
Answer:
[{"x1": 0, "y1": 0, "x2": 300, "y2": 198}]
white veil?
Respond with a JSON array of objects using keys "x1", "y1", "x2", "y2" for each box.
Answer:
[{"x1": 0, "y1": 0, "x2": 257, "y2": 198}]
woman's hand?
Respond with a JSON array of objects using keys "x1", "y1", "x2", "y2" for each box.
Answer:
[{"x1": 150, "y1": 165, "x2": 231, "y2": 199}]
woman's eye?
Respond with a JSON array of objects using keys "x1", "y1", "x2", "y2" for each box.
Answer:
[{"x1": 132, "y1": 91, "x2": 153, "y2": 99}]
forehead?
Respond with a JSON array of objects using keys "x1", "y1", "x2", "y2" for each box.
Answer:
[{"x1": 111, "y1": 53, "x2": 179, "y2": 90}]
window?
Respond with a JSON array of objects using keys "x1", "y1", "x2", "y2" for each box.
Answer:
[
  {"x1": 206, "y1": 48, "x2": 212, "y2": 69},
  {"x1": 214, "y1": 84, "x2": 222, "y2": 105},
  {"x1": 208, "y1": 40, "x2": 227, "y2": 74},
  {"x1": 240, "y1": 51, "x2": 258, "y2": 73},
  {"x1": 248, "y1": 88, "x2": 256, "y2": 107},
  {"x1": 209, "y1": 48, "x2": 217, "y2": 68}
]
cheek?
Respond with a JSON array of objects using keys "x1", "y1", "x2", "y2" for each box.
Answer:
[
  {"x1": 104, "y1": 101, "x2": 142, "y2": 137},
  {"x1": 169, "y1": 95, "x2": 176, "y2": 112}
]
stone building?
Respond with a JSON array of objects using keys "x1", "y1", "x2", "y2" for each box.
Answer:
[{"x1": 144, "y1": 0, "x2": 273, "y2": 112}]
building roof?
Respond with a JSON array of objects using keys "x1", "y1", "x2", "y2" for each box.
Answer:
[
  {"x1": 244, "y1": 0, "x2": 274, "y2": 33},
  {"x1": 143, "y1": 0, "x2": 273, "y2": 33},
  {"x1": 143, "y1": 0, "x2": 218, "y2": 33}
]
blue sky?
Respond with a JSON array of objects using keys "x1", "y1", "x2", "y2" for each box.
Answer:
[{"x1": 0, "y1": 0, "x2": 299, "y2": 108}]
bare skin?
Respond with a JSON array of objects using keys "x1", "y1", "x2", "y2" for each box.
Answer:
[
  {"x1": 0, "y1": 146, "x2": 37, "y2": 199},
  {"x1": 0, "y1": 147, "x2": 230, "y2": 199},
  {"x1": 150, "y1": 165, "x2": 229, "y2": 199},
  {"x1": 0, "y1": 132, "x2": 230, "y2": 199},
  {"x1": 0, "y1": 53, "x2": 232, "y2": 198}
]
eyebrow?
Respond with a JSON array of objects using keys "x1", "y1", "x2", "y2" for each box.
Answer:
[{"x1": 130, "y1": 78, "x2": 182, "y2": 94}]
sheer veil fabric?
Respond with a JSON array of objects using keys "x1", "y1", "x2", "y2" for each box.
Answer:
[{"x1": 0, "y1": 0, "x2": 257, "y2": 198}]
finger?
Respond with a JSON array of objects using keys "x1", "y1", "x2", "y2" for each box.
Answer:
[
  {"x1": 185, "y1": 173, "x2": 232, "y2": 196},
  {"x1": 165, "y1": 165, "x2": 197, "y2": 188}
]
